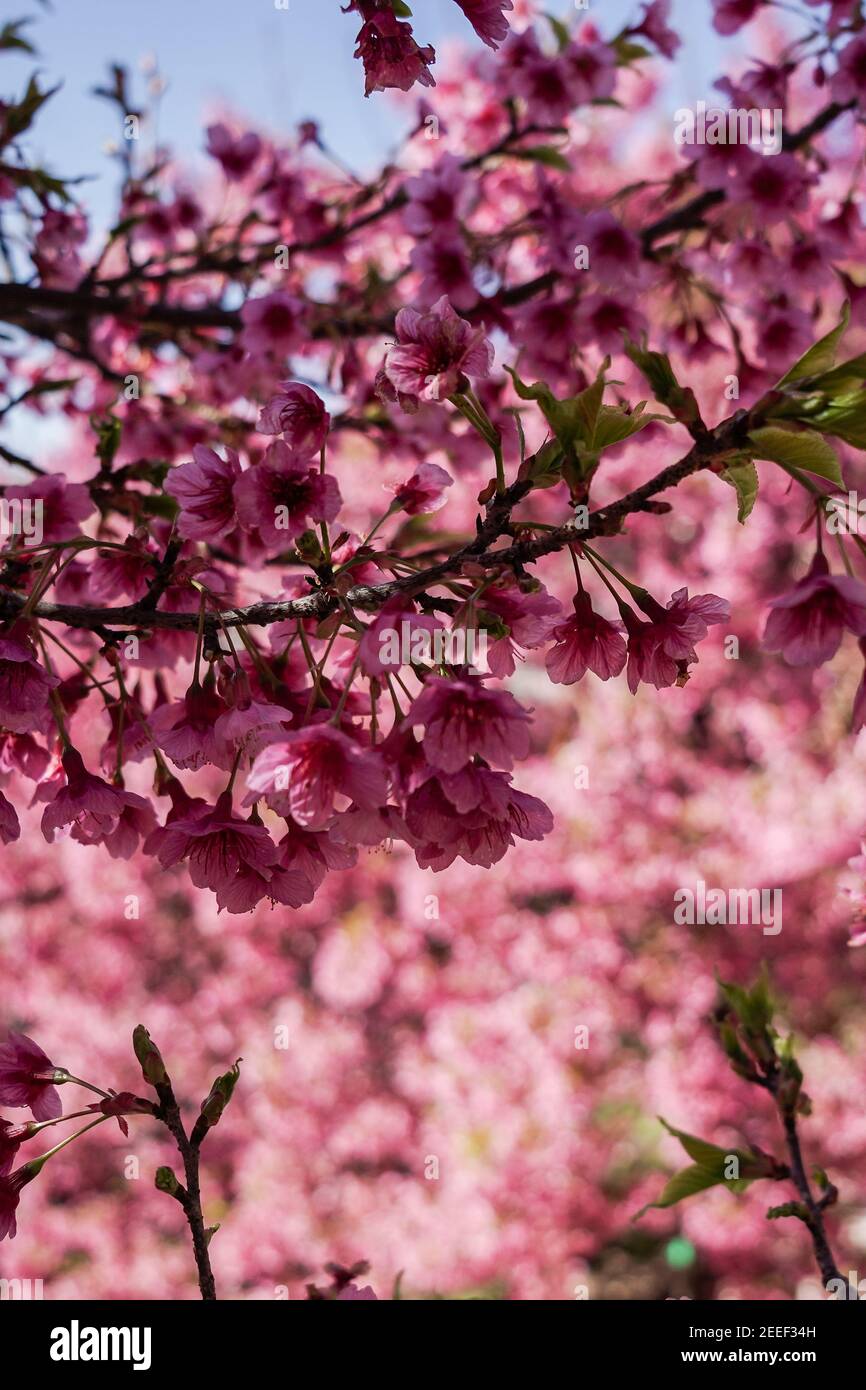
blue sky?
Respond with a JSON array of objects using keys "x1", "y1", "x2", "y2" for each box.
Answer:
[{"x1": 5, "y1": 0, "x2": 733, "y2": 229}]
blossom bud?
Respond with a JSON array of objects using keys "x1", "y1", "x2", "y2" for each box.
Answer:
[
  {"x1": 194, "y1": 1059, "x2": 242, "y2": 1137},
  {"x1": 154, "y1": 1165, "x2": 180, "y2": 1196},
  {"x1": 295, "y1": 530, "x2": 324, "y2": 564},
  {"x1": 132, "y1": 1026, "x2": 169, "y2": 1088}
]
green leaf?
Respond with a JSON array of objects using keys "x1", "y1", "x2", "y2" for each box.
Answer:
[
  {"x1": 748, "y1": 425, "x2": 844, "y2": 487},
  {"x1": 767, "y1": 1202, "x2": 809, "y2": 1222},
  {"x1": 720, "y1": 455, "x2": 759, "y2": 523},
  {"x1": 717, "y1": 969, "x2": 774, "y2": 1036},
  {"x1": 0, "y1": 19, "x2": 36, "y2": 54},
  {"x1": 659, "y1": 1121, "x2": 733, "y2": 1171},
  {"x1": 634, "y1": 1163, "x2": 728, "y2": 1218},
  {"x1": 591, "y1": 401, "x2": 670, "y2": 452},
  {"x1": 509, "y1": 145, "x2": 572, "y2": 172},
  {"x1": 140, "y1": 493, "x2": 179, "y2": 521},
  {"x1": 805, "y1": 390, "x2": 866, "y2": 450},
  {"x1": 92, "y1": 414, "x2": 122, "y2": 469},
  {"x1": 634, "y1": 1119, "x2": 767, "y2": 1220},
  {"x1": 505, "y1": 365, "x2": 594, "y2": 466},
  {"x1": 776, "y1": 301, "x2": 850, "y2": 388},
  {"x1": 749, "y1": 964, "x2": 773, "y2": 1026},
  {"x1": 4, "y1": 74, "x2": 60, "y2": 143},
  {"x1": 611, "y1": 36, "x2": 651, "y2": 65},
  {"x1": 518, "y1": 439, "x2": 564, "y2": 489},
  {"x1": 545, "y1": 13, "x2": 571, "y2": 50},
  {"x1": 624, "y1": 339, "x2": 679, "y2": 397},
  {"x1": 4, "y1": 165, "x2": 73, "y2": 202},
  {"x1": 807, "y1": 354, "x2": 866, "y2": 394},
  {"x1": 623, "y1": 338, "x2": 701, "y2": 427},
  {"x1": 718, "y1": 1021, "x2": 754, "y2": 1076},
  {"x1": 506, "y1": 362, "x2": 662, "y2": 486}
]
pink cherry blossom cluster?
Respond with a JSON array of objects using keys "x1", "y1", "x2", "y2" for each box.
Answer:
[
  {"x1": 1, "y1": 1, "x2": 866, "y2": 919},
  {"x1": 346, "y1": 1, "x2": 515, "y2": 98}
]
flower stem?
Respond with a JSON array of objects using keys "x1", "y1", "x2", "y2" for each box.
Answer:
[
  {"x1": 55, "y1": 1071, "x2": 112, "y2": 1100},
  {"x1": 28, "y1": 1116, "x2": 109, "y2": 1174}
]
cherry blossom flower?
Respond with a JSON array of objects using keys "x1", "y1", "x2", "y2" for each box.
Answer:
[
  {"x1": 32, "y1": 209, "x2": 87, "y2": 288},
  {"x1": 257, "y1": 383, "x2": 331, "y2": 456},
  {"x1": 89, "y1": 537, "x2": 157, "y2": 603},
  {"x1": 277, "y1": 824, "x2": 358, "y2": 889},
  {"x1": 453, "y1": 0, "x2": 513, "y2": 49},
  {"x1": 633, "y1": 0, "x2": 681, "y2": 59},
  {"x1": 404, "y1": 155, "x2": 471, "y2": 237},
  {"x1": 353, "y1": 8, "x2": 436, "y2": 97},
  {"x1": 240, "y1": 292, "x2": 306, "y2": 358},
  {"x1": 480, "y1": 580, "x2": 562, "y2": 678},
  {"x1": 215, "y1": 857, "x2": 316, "y2": 915},
  {"x1": 719, "y1": 60, "x2": 792, "y2": 114},
  {"x1": 411, "y1": 233, "x2": 476, "y2": 310},
  {"x1": 576, "y1": 291, "x2": 646, "y2": 352},
  {"x1": 0, "y1": 1119, "x2": 27, "y2": 1177},
  {"x1": 382, "y1": 296, "x2": 493, "y2": 405},
  {"x1": 0, "y1": 731, "x2": 50, "y2": 782},
  {"x1": 213, "y1": 694, "x2": 289, "y2": 763},
  {"x1": 763, "y1": 553, "x2": 866, "y2": 666},
  {"x1": 148, "y1": 791, "x2": 279, "y2": 892},
  {"x1": 406, "y1": 675, "x2": 532, "y2": 773},
  {"x1": 247, "y1": 726, "x2": 388, "y2": 830},
  {"x1": 93, "y1": 797, "x2": 158, "y2": 861},
  {"x1": 389, "y1": 462, "x2": 453, "y2": 515},
  {"x1": 618, "y1": 587, "x2": 729, "y2": 692},
  {"x1": 359, "y1": 600, "x2": 445, "y2": 678},
  {"x1": 0, "y1": 1033, "x2": 62, "y2": 1122},
  {"x1": 786, "y1": 238, "x2": 831, "y2": 293},
  {"x1": 149, "y1": 682, "x2": 231, "y2": 771},
  {"x1": 573, "y1": 211, "x2": 642, "y2": 286},
  {"x1": 731, "y1": 152, "x2": 814, "y2": 225},
  {"x1": 86, "y1": 1093, "x2": 155, "y2": 1138},
  {"x1": 753, "y1": 302, "x2": 814, "y2": 372},
  {"x1": 648, "y1": 588, "x2": 732, "y2": 659},
  {"x1": 165, "y1": 446, "x2": 243, "y2": 542},
  {"x1": 712, "y1": 0, "x2": 765, "y2": 35},
  {"x1": 0, "y1": 635, "x2": 59, "y2": 735},
  {"x1": 621, "y1": 607, "x2": 682, "y2": 693},
  {"x1": 831, "y1": 33, "x2": 866, "y2": 106},
  {"x1": 404, "y1": 766, "x2": 553, "y2": 869},
  {"x1": 41, "y1": 748, "x2": 129, "y2": 844},
  {"x1": 0, "y1": 1164, "x2": 39, "y2": 1242},
  {"x1": 545, "y1": 591, "x2": 627, "y2": 685},
  {"x1": 516, "y1": 295, "x2": 580, "y2": 375},
  {"x1": 3, "y1": 474, "x2": 95, "y2": 544},
  {"x1": 0, "y1": 789, "x2": 19, "y2": 844},
  {"x1": 39, "y1": 748, "x2": 155, "y2": 856},
  {"x1": 503, "y1": 30, "x2": 579, "y2": 123},
  {"x1": 205, "y1": 123, "x2": 262, "y2": 180},
  {"x1": 567, "y1": 33, "x2": 617, "y2": 106},
  {"x1": 234, "y1": 440, "x2": 342, "y2": 547},
  {"x1": 692, "y1": 137, "x2": 756, "y2": 193}
]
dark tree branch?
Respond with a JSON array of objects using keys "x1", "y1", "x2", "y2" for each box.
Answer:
[
  {"x1": 0, "y1": 105, "x2": 849, "y2": 352},
  {"x1": 153, "y1": 1073, "x2": 217, "y2": 1301},
  {"x1": 0, "y1": 404, "x2": 759, "y2": 638}
]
